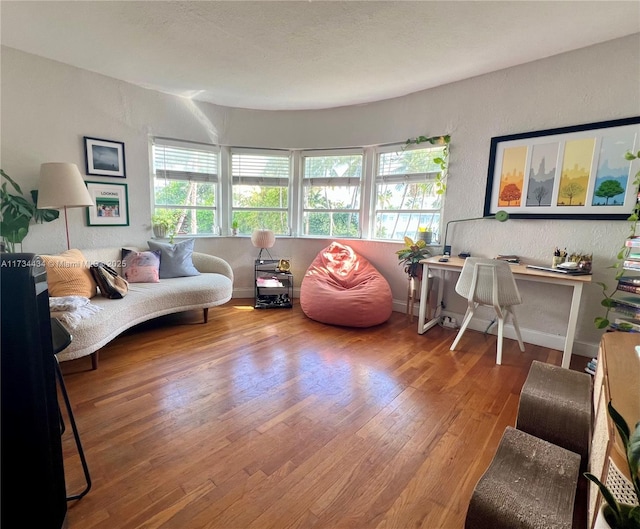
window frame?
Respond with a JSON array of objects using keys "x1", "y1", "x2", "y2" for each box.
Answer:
[
  {"x1": 230, "y1": 147, "x2": 292, "y2": 236},
  {"x1": 372, "y1": 142, "x2": 446, "y2": 242},
  {"x1": 299, "y1": 148, "x2": 364, "y2": 239},
  {"x1": 151, "y1": 137, "x2": 221, "y2": 237},
  {"x1": 148, "y1": 138, "x2": 448, "y2": 241}
]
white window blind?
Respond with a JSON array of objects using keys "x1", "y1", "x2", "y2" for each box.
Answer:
[
  {"x1": 231, "y1": 150, "x2": 290, "y2": 186},
  {"x1": 153, "y1": 139, "x2": 219, "y2": 182}
]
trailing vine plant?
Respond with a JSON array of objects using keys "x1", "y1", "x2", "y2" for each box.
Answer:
[
  {"x1": 595, "y1": 149, "x2": 640, "y2": 329},
  {"x1": 404, "y1": 134, "x2": 451, "y2": 195}
]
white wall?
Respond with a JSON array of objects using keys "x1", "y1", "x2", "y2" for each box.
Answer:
[{"x1": 2, "y1": 34, "x2": 639, "y2": 358}]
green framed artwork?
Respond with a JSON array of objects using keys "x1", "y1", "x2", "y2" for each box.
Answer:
[
  {"x1": 484, "y1": 116, "x2": 640, "y2": 219},
  {"x1": 85, "y1": 181, "x2": 129, "y2": 226}
]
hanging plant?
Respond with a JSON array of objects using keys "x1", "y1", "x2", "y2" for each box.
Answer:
[
  {"x1": 404, "y1": 134, "x2": 451, "y2": 195},
  {"x1": 595, "y1": 149, "x2": 640, "y2": 329}
]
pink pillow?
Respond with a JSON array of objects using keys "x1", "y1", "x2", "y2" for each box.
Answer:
[{"x1": 121, "y1": 249, "x2": 161, "y2": 283}]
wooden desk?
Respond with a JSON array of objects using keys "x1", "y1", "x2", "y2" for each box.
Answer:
[{"x1": 417, "y1": 256, "x2": 592, "y2": 368}]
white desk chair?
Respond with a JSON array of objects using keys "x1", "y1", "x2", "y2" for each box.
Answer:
[{"x1": 450, "y1": 257, "x2": 525, "y2": 364}]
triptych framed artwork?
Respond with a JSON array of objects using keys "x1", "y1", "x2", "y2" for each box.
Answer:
[{"x1": 484, "y1": 116, "x2": 640, "y2": 219}]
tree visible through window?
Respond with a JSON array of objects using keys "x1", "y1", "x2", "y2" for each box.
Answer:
[
  {"x1": 231, "y1": 149, "x2": 290, "y2": 235},
  {"x1": 152, "y1": 138, "x2": 219, "y2": 236},
  {"x1": 374, "y1": 145, "x2": 445, "y2": 241},
  {"x1": 302, "y1": 152, "x2": 362, "y2": 237}
]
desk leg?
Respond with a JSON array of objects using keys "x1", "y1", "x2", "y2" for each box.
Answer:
[
  {"x1": 418, "y1": 265, "x2": 444, "y2": 334},
  {"x1": 562, "y1": 283, "x2": 583, "y2": 369},
  {"x1": 407, "y1": 277, "x2": 416, "y2": 323}
]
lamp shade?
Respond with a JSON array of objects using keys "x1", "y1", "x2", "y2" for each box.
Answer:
[
  {"x1": 251, "y1": 229, "x2": 275, "y2": 249},
  {"x1": 37, "y1": 163, "x2": 94, "y2": 209}
]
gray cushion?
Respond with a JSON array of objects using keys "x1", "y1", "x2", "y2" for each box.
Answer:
[{"x1": 147, "y1": 239, "x2": 200, "y2": 278}]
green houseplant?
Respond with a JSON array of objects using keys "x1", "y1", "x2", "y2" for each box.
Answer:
[
  {"x1": 0, "y1": 169, "x2": 59, "y2": 252},
  {"x1": 396, "y1": 236, "x2": 431, "y2": 279},
  {"x1": 151, "y1": 209, "x2": 180, "y2": 241},
  {"x1": 595, "y1": 150, "x2": 640, "y2": 329},
  {"x1": 404, "y1": 134, "x2": 451, "y2": 195},
  {"x1": 585, "y1": 402, "x2": 640, "y2": 529}
]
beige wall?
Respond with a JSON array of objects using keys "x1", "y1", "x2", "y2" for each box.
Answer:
[{"x1": 2, "y1": 34, "x2": 639, "y2": 357}]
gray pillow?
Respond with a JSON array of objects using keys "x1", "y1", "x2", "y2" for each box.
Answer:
[{"x1": 147, "y1": 238, "x2": 200, "y2": 278}]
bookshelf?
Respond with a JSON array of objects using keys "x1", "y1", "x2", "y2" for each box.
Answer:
[
  {"x1": 254, "y1": 259, "x2": 293, "y2": 309},
  {"x1": 609, "y1": 237, "x2": 640, "y2": 332}
]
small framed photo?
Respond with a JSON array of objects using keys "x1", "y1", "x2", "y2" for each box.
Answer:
[
  {"x1": 84, "y1": 136, "x2": 126, "y2": 178},
  {"x1": 85, "y1": 181, "x2": 129, "y2": 226}
]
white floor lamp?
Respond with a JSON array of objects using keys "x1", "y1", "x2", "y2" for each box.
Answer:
[{"x1": 37, "y1": 163, "x2": 94, "y2": 250}]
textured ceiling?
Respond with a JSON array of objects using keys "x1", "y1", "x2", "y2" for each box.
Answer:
[{"x1": 1, "y1": 1, "x2": 639, "y2": 111}]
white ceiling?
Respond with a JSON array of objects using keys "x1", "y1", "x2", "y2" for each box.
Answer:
[{"x1": 2, "y1": 1, "x2": 639, "y2": 111}]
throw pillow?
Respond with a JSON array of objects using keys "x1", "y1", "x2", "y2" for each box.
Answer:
[
  {"x1": 121, "y1": 248, "x2": 161, "y2": 283},
  {"x1": 147, "y1": 238, "x2": 200, "y2": 279},
  {"x1": 40, "y1": 249, "x2": 97, "y2": 298}
]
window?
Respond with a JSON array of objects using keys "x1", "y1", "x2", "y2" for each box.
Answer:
[
  {"x1": 373, "y1": 144, "x2": 446, "y2": 241},
  {"x1": 231, "y1": 149, "x2": 291, "y2": 235},
  {"x1": 301, "y1": 151, "x2": 363, "y2": 237},
  {"x1": 152, "y1": 138, "x2": 219, "y2": 236}
]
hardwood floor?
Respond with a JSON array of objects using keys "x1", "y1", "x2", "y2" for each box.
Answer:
[{"x1": 59, "y1": 300, "x2": 586, "y2": 529}]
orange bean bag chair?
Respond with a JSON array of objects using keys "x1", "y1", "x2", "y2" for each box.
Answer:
[{"x1": 300, "y1": 242, "x2": 393, "y2": 327}]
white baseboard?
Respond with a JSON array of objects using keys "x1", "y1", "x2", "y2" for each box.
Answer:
[{"x1": 396, "y1": 299, "x2": 598, "y2": 360}]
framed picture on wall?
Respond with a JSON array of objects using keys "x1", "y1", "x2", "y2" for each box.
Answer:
[
  {"x1": 85, "y1": 181, "x2": 129, "y2": 226},
  {"x1": 84, "y1": 136, "x2": 126, "y2": 178},
  {"x1": 483, "y1": 116, "x2": 640, "y2": 219}
]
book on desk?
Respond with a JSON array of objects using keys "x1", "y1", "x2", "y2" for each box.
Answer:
[{"x1": 525, "y1": 264, "x2": 592, "y2": 275}]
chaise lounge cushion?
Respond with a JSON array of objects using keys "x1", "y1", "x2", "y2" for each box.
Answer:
[
  {"x1": 300, "y1": 242, "x2": 393, "y2": 328},
  {"x1": 41, "y1": 248, "x2": 97, "y2": 298}
]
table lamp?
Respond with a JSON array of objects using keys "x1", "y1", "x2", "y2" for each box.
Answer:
[
  {"x1": 37, "y1": 163, "x2": 94, "y2": 250},
  {"x1": 251, "y1": 228, "x2": 276, "y2": 260},
  {"x1": 442, "y1": 210, "x2": 509, "y2": 257}
]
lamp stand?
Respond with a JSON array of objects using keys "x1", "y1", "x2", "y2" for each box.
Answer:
[
  {"x1": 63, "y1": 206, "x2": 71, "y2": 250},
  {"x1": 257, "y1": 248, "x2": 273, "y2": 261},
  {"x1": 442, "y1": 211, "x2": 509, "y2": 257}
]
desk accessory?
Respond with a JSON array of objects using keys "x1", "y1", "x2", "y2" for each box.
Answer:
[{"x1": 442, "y1": 210, "x2": 509, "y2": 257}]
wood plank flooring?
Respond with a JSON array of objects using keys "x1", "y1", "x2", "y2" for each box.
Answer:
[{"x1": 59, "y1": 300, "x2": 587, "y2": 529}]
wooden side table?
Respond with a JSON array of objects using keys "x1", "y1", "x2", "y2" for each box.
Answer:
[{"x1": 588, "y1": 332, "x2": 640, "y2": 528}]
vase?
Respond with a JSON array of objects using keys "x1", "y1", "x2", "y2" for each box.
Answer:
[
  {"x1": 594, "y1": 506, "x2": 612, "y2": 529},
  {"x1": 152, "y1": 225, "x2": 167, "y2": 239},
  {"x1": 418, "y1": 231, "x2": 432, "y2": 244}
]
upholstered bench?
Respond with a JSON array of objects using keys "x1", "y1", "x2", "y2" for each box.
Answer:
[
  {"x1": 465, "y1": 426, "x2": 581, "y2": 529},
  {"x1": 516, "y1": 360, "x2": 592, "y2": 469}
]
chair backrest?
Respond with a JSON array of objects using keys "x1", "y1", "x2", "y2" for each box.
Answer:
[{"x1": 455, "y1": 257, "x2": 522, "y2": 307}]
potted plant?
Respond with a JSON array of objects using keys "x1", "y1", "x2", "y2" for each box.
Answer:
[
  {"x1": 231, "y1": 220, "x2": 238, "y2": 236},
  {"x1": 1, "y1": 169, "x2": 59, "y2": 252},
  {"x1": 417, "y1": 226, "x2": 433, "y2": 244},
  {"x1": 595, "y1": 149, "x2": 640, "y2": 329},
  {"x1": 151, "y1": 209, "x2": 180, "y2": 240},
  {"x1": 396, "y1": 236, "x2": 431, "y2": 279},
  {"x1": 585, "y1": 402, "x2": 640, "y2": 529}
]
